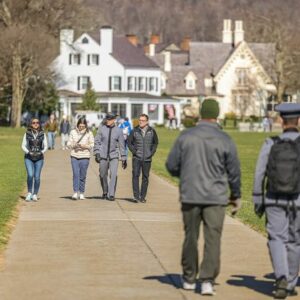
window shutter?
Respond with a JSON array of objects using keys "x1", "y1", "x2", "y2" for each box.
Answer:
[
  {"x1": 109, "y1": 77, "x2": 112, "y2": 91},
  {"x1": 127, "y1": 77, "x2": 130, "y2": 91},
  {"x1": 96, "y1": 55, "x2": 99, "y2": 65},
  {"x1": 119, "y1": 76, "x2": 122, "y2": 91},
  {"x1": 78, "y1": 54, "x2": 81, "y2": 65},
  {"x1": 87, "y1": 55, "x2": 90, "y2": 65},
  {"x1": 77, "y1": 77, "x2": 81, "y2": 90},
  {"x1": 69, "y1": 54, "x2": 72, "y2": 65}
]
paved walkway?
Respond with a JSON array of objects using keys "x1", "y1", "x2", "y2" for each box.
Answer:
[{"x1": 0, "y1": 147, "x2": 277, "y2": 299}]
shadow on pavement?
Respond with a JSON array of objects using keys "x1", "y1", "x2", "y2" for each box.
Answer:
[
  {"x1": 116, "y1": 197, "x2": 139, "y2": 203},
  {"x1": 143, "y1": 273, "x2": 182, "y2": 289},
  {"x1": 227, "y1": 275, "x2": 274, "y2": 297}
]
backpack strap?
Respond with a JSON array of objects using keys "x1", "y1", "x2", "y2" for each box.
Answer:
[{"x1": 270, "y1": 136, "x2": 280, "y2": 144}]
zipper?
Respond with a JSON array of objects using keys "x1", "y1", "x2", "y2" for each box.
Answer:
[{"x1": 107, "y1": 127, "x2": 112, "y2": 159}]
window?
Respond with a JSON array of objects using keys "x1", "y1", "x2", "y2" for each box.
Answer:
[
  {"x1": 109, "y1": 76, "x2": 122, "y2": 91},
  {"x1": 100, "y1": 103, "x2": 108, "y2": 113},
  {"x1": 138, "y1": 77, "x2": 146, "y2": 91},
  {"x1": 82, "y1": 37, "x2": 89, "y2": 44},
  {"x1": 186, "y1": 79, "x2": 195, "y2": 90},
  {"x1": 236, "y1": 68, "x2": 248, "y2": 86},
  {"x1": 131, "y1": 104, "x2": 143, "y2": 119},
  {"x1": 112, "y1": 103, "x2": 126, "y2": 118},
  {"x1": 149, "y1": 77, "x2": 157, "y2": 92},
  {"x1": 77, "y1": 76, "x2": 90, "y2": 90},
  {"x1": 127, "y1": 77, "x2": 135, "y2": 91},
  {"x1": 87, "y1": 54, "x2": 99, "y2": 65},
  {"x1": 148, "y1": 104, "x2": 159, "y2": 120},
  {"x1": 69, "y1": 54, "x2": 81, "y2": 65}
]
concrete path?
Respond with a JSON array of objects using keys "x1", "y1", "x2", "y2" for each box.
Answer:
[{"x1": 0, "y1": 148, "x2": 278, "y2": 299}]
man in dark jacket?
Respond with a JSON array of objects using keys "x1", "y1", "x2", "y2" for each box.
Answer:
[
  {"x1": 166, "y1": 99, "x2": 241, "y2": 296},
  {"x1": 128, "y1": 113, "x2": 159, "y2": 203}
]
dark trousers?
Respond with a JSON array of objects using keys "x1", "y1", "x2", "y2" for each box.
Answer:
[
  {"x1": 181, "y1": 204, "x2": 226, "y2": 284},
  {"x1": 132, "y1": 158, "x2": 151, "y2": 199}
]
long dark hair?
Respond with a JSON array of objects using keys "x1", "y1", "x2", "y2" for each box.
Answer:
[
  {"x1": 27, "y1": 118, "x2": 42, "y2": 132},
  {"x1": 76, "y1": 117, "x2": 89, "y2": 132}
]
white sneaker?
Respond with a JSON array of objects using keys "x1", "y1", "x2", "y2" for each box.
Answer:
[
  {"x1": 181, "y1": 277, "x2": 196, "y2": 290},
  {"x1": 79, "y1": 193, "x2": 85, "y2": 200},
  {"x1": 32, "y1": 194, "x2": 38, "y2": 201},
  {"x1": 201, "y1": 281, "x2": 215, "y2": 295},
  {"x1": 72, "y1": 192, "x2": 78, "y2": 200},
  {"x1": 25, "y1": 193, "x2": 32, "y2": 202}
]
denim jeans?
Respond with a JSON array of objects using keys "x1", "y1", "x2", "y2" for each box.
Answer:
[
  {"x1": 71, "y1": 157, "x2": 90, "y2": 193},
  {"x1": 61, "y1": 133, "x2": 69, "y2": 149},
  {"x1": 25, "y1": 158, "x2": 44, "y2": 195},
  {"x1": 47, "y1": 132, "x2": 56, "y2": 149}
]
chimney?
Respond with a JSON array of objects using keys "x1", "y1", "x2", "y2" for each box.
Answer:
[
  {"x1": 149, "y1": 44, "x2": 155, "y2": 56},
  {"x1": 100, "y1": 26, "x2": 113, "y2": 54},
  {"x1": 222, "y1": 19, "x2": 232, "y2": 44},
  {"x1": 164, "y1": 51, "x2": 171, "y2": 72},
  {"x1": 150, "y1": 34, "x2": 160, "y2": 44},
  {"x1": 180, "y1": 37, "x2": 191, "y2": 51},
  {"x1": 126, "y1": 34, "x2": 138, "y2": 46},
  {"x1": 60, "y1": 29, "x2": 74, "y2": 54},
  {"x1": 234, "y1": 20, "x2": 244, "y2": 46}
]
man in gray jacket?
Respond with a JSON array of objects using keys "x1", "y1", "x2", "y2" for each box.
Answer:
[
  {"x1": 166, "y1": 99, "x2": 241, "y2": 296},
  {"x1": 94, "y1": 113, "x2": 127, "y2": 201},
  {"x1": 253, "y1": 103, "x2": 300, "y2": 299}
]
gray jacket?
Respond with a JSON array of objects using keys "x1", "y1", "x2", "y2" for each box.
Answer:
[
  {"x1": 93, "y1": 124, "x2": 126, "y2": 161},
  {"x1": 253, "y1": 129, "x2": 300, "y2": 207},
  {"x1": 128, "y1": 126, "x2": 159, "y2": 162},
  {"x1": 166, "y1": 121, "x2": 241, "y2": 205}
]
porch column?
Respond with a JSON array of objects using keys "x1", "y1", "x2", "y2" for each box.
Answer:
[
  {"x1": 158, "y1": 104, "x2": 164, "y2": 125},
  {"x1": 175, "y1": 102, "x2": 181, "y2": 126}
]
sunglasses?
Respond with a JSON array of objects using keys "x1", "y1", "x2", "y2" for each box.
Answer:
[
  {"x1": 139, "y1": 119, "x2": 147, "y2": 122},
  {"x1": 31, "y1": 122, "x2": 40, "y2": 125}
]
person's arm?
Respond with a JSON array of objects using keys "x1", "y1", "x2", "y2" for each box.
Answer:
[
  {"x1": 118, "y1": 128, "x2": 127, "y2": 161},
  {"x1": 21, "y1": 133, "x2": 29, "y2": 154},
  {"x1": 67, "y1": 130, "x2": 76, "y2": 149},
  {"x1": 225, "y1": 140, "x2": 241, "y2": 200},
  {"x1": 127, "y1": 130, "x2": 135, "y2": 154},
  {"x1": 42, "y1": 134, "x2": 48, "y2": 153},
  {"x1": 83, "y1": 132, "x2": 95, "y2": 150},
  {"x1": 165, "y1": 136, "x2": 182, "y2": 177},
  {"x1": 150, "y1": 129, "x2": 159, "y2": 156},
  {"x1": 93, "y1": 126, "x2": 102, "y2": 155}
]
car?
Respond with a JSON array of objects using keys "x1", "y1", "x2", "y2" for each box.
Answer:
[{"x1": 73, "y1": 111, "x2": 106, "y2": 129}]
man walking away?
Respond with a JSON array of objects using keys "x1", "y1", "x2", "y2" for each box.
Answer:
[
  {"x1": 253, "y1": 103, "x2": 300, "y2": 299},
  {"x1": 60, "y1": 115, "x2": 70, "y2": 150},
  {"x1": 94, "y1": 113, "x2": 127, "y2": 201},
  {"x1": 45, "y1": 114, "x2": 58, "y2": 150},
  {"x1": 128, "y1": 113, "x2": 158, "y2": 203},
  {"x1": 166, "y1": 99, "x2": 241, "y2": 296}
]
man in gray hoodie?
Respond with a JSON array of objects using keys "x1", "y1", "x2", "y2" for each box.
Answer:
[
  {"x1": 253, "y1": 103, "x2": 300, "y2": 299},
  {"x1": 166, "y1": 99, "x2": 241, "y2": 296},
  {"x1": 94, "y1": 113, "x2": 127, "y2": 201}
]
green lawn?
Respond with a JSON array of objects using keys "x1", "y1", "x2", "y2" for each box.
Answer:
[
  {"x1": 0, "y1": 127, "x2": 26, "y2": 249},
  {"x1": 152, "y1": 128, "x2": 273, "y2": 233}
]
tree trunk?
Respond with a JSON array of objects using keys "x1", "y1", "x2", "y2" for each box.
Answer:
[{"x1": 10, "y1": 45, "x2": 24, "y2": 128}]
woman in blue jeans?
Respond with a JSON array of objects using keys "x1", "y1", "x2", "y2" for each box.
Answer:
[
  {"x1": 21, "y1": 118, "x2": 48, "y2": 201},
  {"x1": 67, "y1": 117, "x2": 94, "y2": 200}
]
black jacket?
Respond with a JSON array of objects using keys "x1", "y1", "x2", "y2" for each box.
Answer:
[
  {"x1": 166, "y1": 121, "x2": 241, "y2": 205},
  {"x1": 25, "y1": 130, "x2": 45, "y2": 161},
  {"x1": 128, "y1": 126, "x2": 159, "y2": 162}
]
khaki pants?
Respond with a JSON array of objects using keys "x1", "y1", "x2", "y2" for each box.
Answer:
[{"x1": 181, "y1": 204, "x2": 226, "y2": 284}]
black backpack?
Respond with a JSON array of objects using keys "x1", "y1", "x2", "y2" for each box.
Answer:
[{"x1": 266, "y1": 136, "x2": 300, "y2": 195}]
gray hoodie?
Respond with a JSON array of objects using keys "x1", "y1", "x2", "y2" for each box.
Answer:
[
  {"x1": 166, "y1": 121, "x2": 241, "y2": 205},
  {"x1": 93, "y1": 124, "x2": 126, "y2": 161}
]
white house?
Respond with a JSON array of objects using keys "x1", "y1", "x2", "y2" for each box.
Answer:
[
  {"x1": 52, "y1": 26, "x2": 181, "y2": 125},
  {"x1": 146, "y1": 20, "x2": 277, "y2": 119}
]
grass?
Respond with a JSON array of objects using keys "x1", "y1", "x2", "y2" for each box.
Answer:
[
  {"x1": 152, "y1": 127, "x2": 273, "y2": 233},
  {"x1": 0, "y1": 127, "x2": 26, "y2": 249}
]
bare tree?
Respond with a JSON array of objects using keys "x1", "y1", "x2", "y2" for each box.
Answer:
[{"x1": 0, "y1": 0, "x2": 95, "y2": 127}]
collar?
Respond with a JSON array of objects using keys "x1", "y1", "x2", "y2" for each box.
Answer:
[{"x1": 283, "y1": 127, "x2": 299, "y2": 133}]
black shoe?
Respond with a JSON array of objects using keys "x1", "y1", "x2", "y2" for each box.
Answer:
[
  {"x1": 140, "y1": 198, "x2": 146, "y2": 203},
  {"x1": 108, "y1": 196, "x2": 115, "y2": 201},
  {"x1": 101, "y1": 193, "x2": 107, "y2": 200},
  {"x1": 132, "y1": 197, "x2": 139, "y2": 203},
  {"x1": 274, "y1": 277, "x2": 288, "y2": 299},
  {"x1": 287, "y1": 289, "x2": 298, "y2": 297}
]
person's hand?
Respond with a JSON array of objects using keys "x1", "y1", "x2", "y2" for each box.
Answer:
[
  {"x1": 122, "y1": 160, "x2": 127, "y2": 169},
  {"x1": 95, "y1": 154, "x2": 101, "y2": 163},
  {"x1": 254, "y1": 203, "x2": 265, "y2": 218},
  {"x1": 228, "y1": 198, "x2": 242, "y2": 217}
]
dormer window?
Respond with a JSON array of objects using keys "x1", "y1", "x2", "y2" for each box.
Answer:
[
  {"x1": 138, "y1": 77, "x2": 146, "y2": 91},
  {"x1": 82, "y1": 37, "x2": 89, "y2": 44},
  {"x1": 185, "y1": 71, "x2": 197, "y2": 90}
]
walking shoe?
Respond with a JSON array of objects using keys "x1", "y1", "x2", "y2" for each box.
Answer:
[
  {"x1": 25, "y1": 193, "x2": 32, "y2": 202},
  {"x1": 72, "y1": 192, "x2": 78, "y2": 200},
  {"x1": 140, "y1": 198, "x2": 146, "y2": 203},
  {"x1": 201, "y1": 281, "x2": 216, "y2": 296},
  {"x1": 108, "y1": 196, "x2": 115, "y2": 201},
  {"x1": 274, "y1": 277, "x2": 288, "y2": 299},
  {"x1": 132, "y1": 197, "x2": 139, "y2": 203},
  {"x1": 79, "y1": 193, "x2": 85, "y2": 200},
  {"x1": 101, "y1": 193, "x2": 107, "y2": 200},
  {"x1": 181, "y1": 277, "x2": 196, "y2": 290},
  {"x1": 32, "y1": 194, "x2": 38, "y2": 202}
]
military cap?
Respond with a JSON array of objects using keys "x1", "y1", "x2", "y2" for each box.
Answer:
[
  {"x1": 105, "y1": 112, "x2": 118, "y2": 120},
  {"x1": 275, "y1": 103, "x2": 300, "y2": 118}
]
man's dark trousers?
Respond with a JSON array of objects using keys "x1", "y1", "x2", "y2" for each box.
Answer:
[
  {"x1": 181, "y1": 204, "x2": 226, "y2": 284},
  {"x1": 132, "y1": 158, "x2": 151, "y2": 199}
]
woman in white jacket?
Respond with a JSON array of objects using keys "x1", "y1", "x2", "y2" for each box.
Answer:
[{"x1": 67, "y1": 117, "x2": 94, "y2": 200}]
